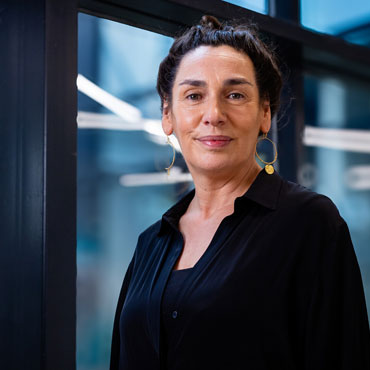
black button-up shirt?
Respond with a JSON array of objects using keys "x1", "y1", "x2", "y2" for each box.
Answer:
[{"x1": 110, "y1": 169, "x2": 370, "y2": 370}]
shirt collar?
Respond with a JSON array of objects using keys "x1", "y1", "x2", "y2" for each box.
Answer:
[
  {"x1": 240, "y1": 168, "x2": 282, "y2": 210},
  {"x1": 158, "y1": 168, "x2": 282, "y2": 236}
]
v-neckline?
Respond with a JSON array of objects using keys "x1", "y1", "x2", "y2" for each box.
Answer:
[{"x1": 174, "y1": 211, "x2": 235, "y2": 273}]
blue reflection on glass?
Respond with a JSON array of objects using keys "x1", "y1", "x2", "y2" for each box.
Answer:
[
  {"x1": 222, "y1": 0, "x2": 267, "y2": 14},
  {"x1": 301, "y1": 0, "x2": 370, "y2": 47},
  {"x1": 77, "y1": 13, "x2": 192, "y2": 370},
  {"x1": 301, "y1": 72, "x2": 370, "y2": 320}
]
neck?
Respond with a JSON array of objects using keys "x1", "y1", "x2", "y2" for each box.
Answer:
[{"x1": 188, "y1": 161, "x2": 262, "y2": 219}]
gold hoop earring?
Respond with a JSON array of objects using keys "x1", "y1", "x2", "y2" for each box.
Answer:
[
  {"x1": 165, "y1": 136, "x2": 176, "y2": 175},
  {"x1": 255, "y1": 132, "x2": 278, "y2": 175}
]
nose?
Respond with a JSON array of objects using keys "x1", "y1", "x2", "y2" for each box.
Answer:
[{"x1": 202, "y1": 96, "x2": 226, "y2": 126}]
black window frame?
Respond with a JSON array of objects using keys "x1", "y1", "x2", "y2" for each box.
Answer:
[{"x1": 2, "y1": 0, "x2": 370, "y2": 369}]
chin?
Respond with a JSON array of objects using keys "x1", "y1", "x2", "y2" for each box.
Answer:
[{"x1": 189, "y1": 160, "x2": 235, "y2": 174}]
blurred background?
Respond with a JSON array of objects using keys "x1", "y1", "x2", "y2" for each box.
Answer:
[{"x1": 76, "y1": 1, "x2": 370, "y2": 369}]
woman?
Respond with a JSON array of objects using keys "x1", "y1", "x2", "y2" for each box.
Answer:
[{"x1": 110, "y1": 16, "x2": 370, "y2": 370}]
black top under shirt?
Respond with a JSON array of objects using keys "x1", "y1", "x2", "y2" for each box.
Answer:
[{"x1": 110, "y1": 169, "x2": 370, "y2": 370}]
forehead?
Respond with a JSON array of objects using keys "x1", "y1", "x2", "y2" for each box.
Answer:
[{"x1": 175, "y1": 45, "x2": 256, "y2": 82}]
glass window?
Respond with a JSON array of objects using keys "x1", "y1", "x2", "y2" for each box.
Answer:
[
  {"x1": 300, "y1": 0, "x2": 370, "y2": 47},
  {"x1": 77, "y1": 13, "x2": 192, "y2": 370},
  {"x1": 76, "y1": 13, "x2": 276, "y2": 369},
  {"x1": 300, "y1": 70, "x2": 370, "y2": 319},
  {"x1": 222, "y1": 0, "x2": 267, "y2": 15}
]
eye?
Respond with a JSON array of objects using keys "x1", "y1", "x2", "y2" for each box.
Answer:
[
  {"x1": 186, "y1": 93, "x2": 201, "y2": 101},
  {"x1": 228, "y1": 92, "x2": 244, "y2": 99}
]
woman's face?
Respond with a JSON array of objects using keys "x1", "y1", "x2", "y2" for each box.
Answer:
[{"x1": 162, "y1": 45, "x2": 271, "y2": 177}]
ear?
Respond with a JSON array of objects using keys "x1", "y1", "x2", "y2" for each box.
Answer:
[
  {"x1": 260, "y1": 100, "x2": 271, "y2": 134},
  {"x1": 161, "y1": 101, "x2": 173, "y2": 136}
]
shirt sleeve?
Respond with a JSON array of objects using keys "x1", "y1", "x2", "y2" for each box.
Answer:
[
  {"x1": 304, "y1": 220, "x2": 370, "y2": 369},
  {"x1": 109, "y1": 256, "x2": 135, "y2": 370}
]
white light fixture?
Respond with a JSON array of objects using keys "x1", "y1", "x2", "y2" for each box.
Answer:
[
  {"x1": 77, "y1": 111, "x2": 146, "y2": 131},
  {"x1": 303, "y1": 126, "x2": 370, "y2": 154},
  {"x1": 76, "y1": 74, "x2": 182, "y2": 152},
  {"x1": 77, "y1": 74, "x2": 142, "y2": 123},
  {"x1": 77, "y1": 111, "x2": 181, "y2": 152},
  {"x1": 119, "y1": 167, "x2": 193, "y2": 187},
  {"x1": 345, "y1": 165, "x2": 370, "y2": 190}
]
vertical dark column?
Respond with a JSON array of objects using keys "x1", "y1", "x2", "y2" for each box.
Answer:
[
  {"x1": 0, "y1": 1, "x2": 77, "y2": 369},
  {"x1": 275, "y1": 39, "x2": 304, "y2": 182},
  {"x1": 269, "y1": 0, "x2": 300, "y2": 23},
  {"x1": 269, "y1": 0, "x2": 304, "y2": 182},
  {"x1": 44, "y1": 1, "x2": 77, "y2": 369}
]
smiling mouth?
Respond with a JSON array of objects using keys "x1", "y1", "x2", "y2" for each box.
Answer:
[{"x1": 196, "y1": 135, "x2": 233, "y2": 148}]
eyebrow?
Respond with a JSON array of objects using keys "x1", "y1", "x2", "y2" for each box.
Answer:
[
  {"x1": 224, "y1": 78, "x2": 253, "y2": 87},
  {"x1": 178, "y1": 79, "x2": 206, "y2": 87},
  {"x1": 178, "y1": 78, "x2": 253, "y2": 87}
]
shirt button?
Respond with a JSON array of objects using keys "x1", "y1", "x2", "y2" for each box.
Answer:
[{"x1": 172, "y1": 310, "x2": 178, "y2": 319}]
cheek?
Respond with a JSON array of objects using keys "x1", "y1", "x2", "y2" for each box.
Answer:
[
  {"x1": 230, "y1": 111, "x2": 260, "y2": 132},
  {"x1": 172, "y1": 112, "x2": 200, "y2": 136}
]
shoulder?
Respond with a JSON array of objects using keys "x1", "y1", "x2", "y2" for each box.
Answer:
[
  {"x1": 279, "y1": 177, "x2": 339, "y2": 215},
  {"x1": 274, "y1": 178, "x2": 355, "y2": 268},
  {"x1": 277, "y1": 177, "x2": 343, "y2": 235},
  {"x1": 137, "y1": 219, "x2": 162, "y2": 245},
  {"x1": 128, "y1": 219, "x2": 165, "y2": 272}
]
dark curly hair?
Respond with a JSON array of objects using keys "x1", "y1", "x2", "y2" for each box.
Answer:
[{"x1": 157, "y1": 15, "x2": 282, "y2": 119}]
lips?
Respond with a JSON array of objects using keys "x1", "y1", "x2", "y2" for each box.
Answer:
[{"x1": 196, "y1": 135, "x2": 232, "y2": 148}]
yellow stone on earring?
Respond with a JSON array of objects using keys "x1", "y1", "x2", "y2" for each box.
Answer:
[
  {"x1": 265, "y1": 164, "x2": 274, "y2": 175},
  {"x1": 255, "y1": 132, "x2": 278, "y2": 175}
]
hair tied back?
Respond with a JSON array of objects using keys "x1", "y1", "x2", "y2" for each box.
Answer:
[
  {"x1": 200, "y1": 15, "x2": 222, "y2": 30},
  {"x1": 157, "y1": 14, "x2": 283, "y2": 119}
]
